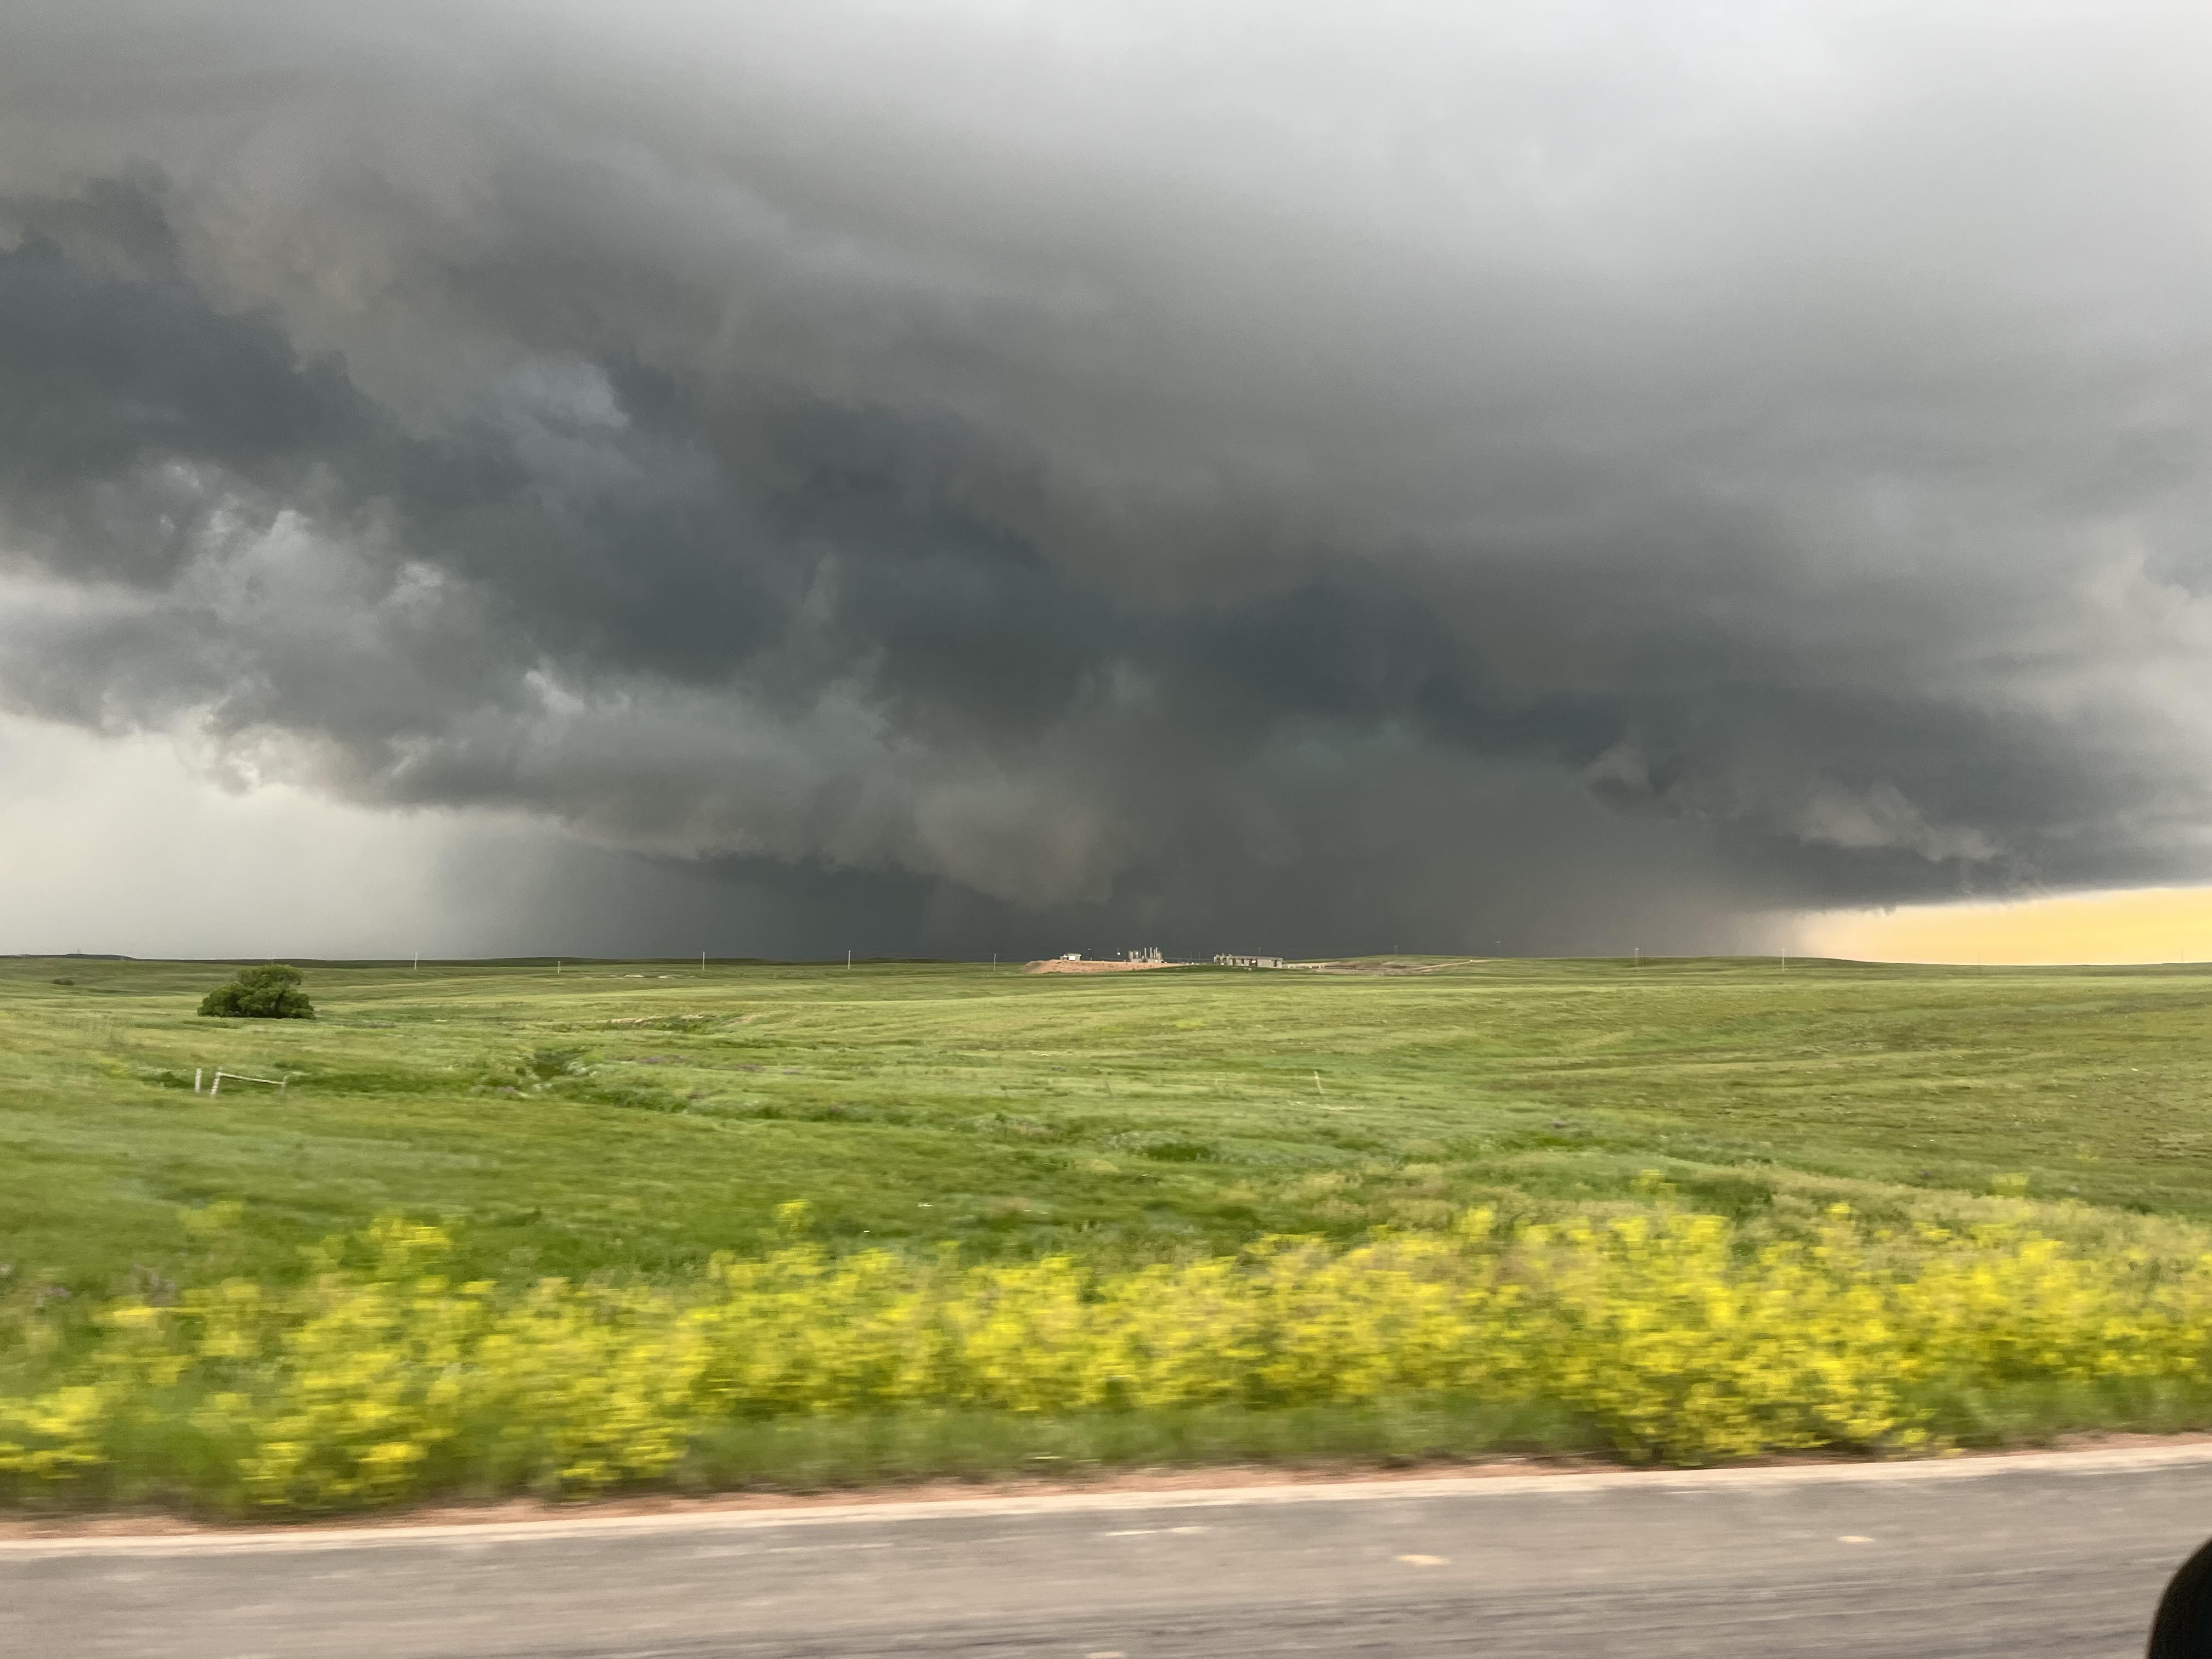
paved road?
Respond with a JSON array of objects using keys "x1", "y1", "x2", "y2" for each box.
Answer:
[{"x1": 7, "y1": 1447, "x2": 2212, "y2": 1657}]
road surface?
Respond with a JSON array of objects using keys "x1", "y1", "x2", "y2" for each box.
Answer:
[{"x1": 7, "y1": 1446, "x2": 2211, "y2": 1657}]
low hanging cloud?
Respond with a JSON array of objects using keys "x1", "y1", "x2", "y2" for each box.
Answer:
[{"x1": 3, "y1": 0, "x2": 2210, "y2": 957}]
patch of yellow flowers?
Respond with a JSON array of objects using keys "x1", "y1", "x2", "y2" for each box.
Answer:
[{"x1": 7, "y1": 1199, "x2": 2212, "y2": 1509}]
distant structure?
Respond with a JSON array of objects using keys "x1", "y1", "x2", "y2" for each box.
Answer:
[
  {"x1": 1215, "y1": 953, "x2": 1286, "y2": 969},
  {"x1": 1028, "y1": 950, "x2": 1173, "y2": 974}
]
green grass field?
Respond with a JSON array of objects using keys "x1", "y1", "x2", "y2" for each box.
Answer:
[
  {"x1": 8, "y1": 951, "x2": 2212, "y2": 1297},
  {"x1": 15, "y1": 951, "x2": 2212, "y2": 1509}
]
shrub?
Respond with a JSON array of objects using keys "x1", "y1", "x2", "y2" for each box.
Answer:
[
  {"x1": 1104, "y1": 1129, "x2": 1216, "y2": 1162},
  {"x1": 198, "y1": 964, "x2": 314, "y2": 1020}
]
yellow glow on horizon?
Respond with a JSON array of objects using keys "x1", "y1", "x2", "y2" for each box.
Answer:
[{"x1": 1800, "y1": 887, "x2": 2212, "y2": 966}]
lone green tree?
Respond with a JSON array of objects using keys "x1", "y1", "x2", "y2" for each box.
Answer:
[{"x1": 198, "y1": 963, "x2": 314, "y2": 1020}]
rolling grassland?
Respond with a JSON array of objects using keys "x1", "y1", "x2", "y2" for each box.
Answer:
[{"x1": 9, "y1": 953, "x2": 2212, "y2": 1510}]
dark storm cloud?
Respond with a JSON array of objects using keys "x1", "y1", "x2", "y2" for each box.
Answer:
[{"x1": 3, "y1": 0, "x2": 2211, "y2": 955}]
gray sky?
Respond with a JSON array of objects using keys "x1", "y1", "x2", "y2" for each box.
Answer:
[{"x1": 3, "y1": 1, "x2": 2210, "y2": 959}]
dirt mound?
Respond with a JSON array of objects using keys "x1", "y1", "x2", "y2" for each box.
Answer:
[{"x1": 1023, "y1": 958, "x2": 1180, "y2": 974}]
